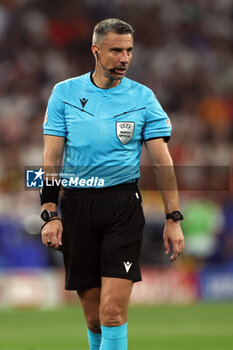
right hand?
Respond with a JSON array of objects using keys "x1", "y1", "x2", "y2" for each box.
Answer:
[
  {"x1": 163, "y1": 221, "x2": 185, "y2": 262},
  {"x1": 41, "y1": 219, "x2": 63, "y2": 249}
]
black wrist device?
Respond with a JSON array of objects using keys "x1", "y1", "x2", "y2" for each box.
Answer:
[
  {"x1": 41, "y1": 210, "x2": 58, "y2": 222},
  {"x1": 40, "y1": 180, "x2": 60, "y2": 205},
  {"x1": 166, "y1": 210, "x2": 184, "y2": 222}
]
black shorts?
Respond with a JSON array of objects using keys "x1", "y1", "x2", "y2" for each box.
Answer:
[{"x1": 60, "y1": 183, "x2": 145, "y2": 290}]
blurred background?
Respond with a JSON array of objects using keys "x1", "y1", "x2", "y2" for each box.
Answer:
[{"x1": 0, "y1": 0, "x2": 233, "y2": 311}]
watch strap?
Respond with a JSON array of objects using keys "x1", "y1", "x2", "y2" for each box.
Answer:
[
  {"x1": 41, "y1": 210, "x2": 58, "y2": 222},
  {"x1": 166, "y1": 210, "x2": 184, "y2": 221},
  {"x1": 48, "y1": 211, "x2": 58, "y2": 219}
]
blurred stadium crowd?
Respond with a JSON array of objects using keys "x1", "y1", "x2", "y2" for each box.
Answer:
[{"x1": 0, "y1": 0, "x2": 232, "y2": 269}]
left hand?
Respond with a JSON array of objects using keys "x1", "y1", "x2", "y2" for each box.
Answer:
[
  {"x1": 41, "y1": 219, "x2": 63, "y2": 250},
  {"x1": 163, "y1": 221, "x2": 185, "y2": 262}
]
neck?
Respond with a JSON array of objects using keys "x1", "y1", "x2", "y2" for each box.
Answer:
[{"x1": 92, "y1": 67, "x2": 121, "y2": 89}]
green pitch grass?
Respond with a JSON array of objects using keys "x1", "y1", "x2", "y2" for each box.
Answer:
[{"x1": 0, "y1": 303, "x2": 233, "y2": 350}]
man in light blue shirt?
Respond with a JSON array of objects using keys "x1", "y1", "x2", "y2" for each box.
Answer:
[
  {"x1": 44, "y1": 65, "x2": 171, "y2": 187},
  {"x1": 40, "y1": 18, "x2": 185, "y2": 350}
]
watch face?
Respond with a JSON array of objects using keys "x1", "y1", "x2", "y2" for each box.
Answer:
[
  {"x1": 41, "y1": 210, "x2": 58, "y2": 221},
  {"x1": 41, "y1": 210, "x2": 49, "y2": 221},
  {"x1": 173, "y1": 211, "x2": 183, "y2": 221},
  {"x1": 166, "y1": 211, "x2": 183, "y2": 221}
]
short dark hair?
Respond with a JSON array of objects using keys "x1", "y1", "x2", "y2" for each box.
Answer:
[{"x1": 92, "y1": 18, "x2": 134, "y2": 45}]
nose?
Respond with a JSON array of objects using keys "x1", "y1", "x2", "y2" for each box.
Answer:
[{"x1": 120, "y1": 50, "x2": 131, "y2": 64}]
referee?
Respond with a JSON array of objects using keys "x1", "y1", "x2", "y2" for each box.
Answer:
[{"x1": 40, "y1": 18, "x2": 185, "y2": 350}]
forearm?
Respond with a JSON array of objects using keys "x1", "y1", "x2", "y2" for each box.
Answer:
[
  {"x1": 41, "y1": 202, "x2": 57, "y2": 212},
  {"x1": 43, "y1": 149, "x2": 62, "y2": 176},
  {"x1": 41, "y1": 136, "x2": 65, "y2": 210},
  {"x1": 41, "y1": 153, "x2": 60, "y2": 211},
  {"x1": 153, "y1": 164, "x2": 180, "y2": 214},
  {"x1": 145, "y1": 138, "x2": 180, "y2": 214},
  {"x1": 145, "y1": 134, "x2": 185, "y2": 261}
]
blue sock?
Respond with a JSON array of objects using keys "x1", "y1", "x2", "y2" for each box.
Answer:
[
  {"x1": 87, "y1": 327, "x2": 102, "y2": 350},
  {"x1": 100, "y1": 323, "x2": 127, "y2": 350}
]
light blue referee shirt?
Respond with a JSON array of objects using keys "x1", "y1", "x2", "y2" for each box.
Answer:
[{"x1": 43, "y1": 72, "x2": 172, "y2": 188}]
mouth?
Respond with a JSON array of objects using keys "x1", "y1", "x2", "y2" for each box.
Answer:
[{"x1": 110, "y1": 67, "x2": 127, "y2": 75}]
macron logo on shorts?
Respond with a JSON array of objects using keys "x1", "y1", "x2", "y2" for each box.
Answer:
[{"x1": 124, "y1": 261, "x2": 132, "y2": 273}]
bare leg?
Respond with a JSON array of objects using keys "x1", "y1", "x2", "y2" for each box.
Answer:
[
  {"x1": 78, "y1": 287, "x2": 101, "y2": 333},
  {"x1": 100, "y1": 277, "x2": 133, "y2": 326},
  {"x1": 77, "y1": 279, "x2": 133, "y2": 350}
]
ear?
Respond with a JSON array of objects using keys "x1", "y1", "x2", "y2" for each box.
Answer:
[{"x1": 91, "y1": 44, "x2": 99, "y2": 58}]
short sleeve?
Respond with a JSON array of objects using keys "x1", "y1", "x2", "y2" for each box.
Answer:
[
  {"x1": 43, "y1": 84, "x2": 67, "y2": 137},
  {"x1": 142, "y1": 89, "x2": 172, "y2": 141}
]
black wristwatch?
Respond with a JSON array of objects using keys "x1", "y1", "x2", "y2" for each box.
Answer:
[
  {"x1": 41, "y1": 210, "x2": 58, "y2": 222},
  {"x1": 166, "y1": 210, "x2": 184, "y2": 222}
]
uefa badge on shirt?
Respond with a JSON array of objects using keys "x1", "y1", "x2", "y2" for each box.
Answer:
[{"x1": 116, "y1": 122, "x2": 135, "y2": 145}]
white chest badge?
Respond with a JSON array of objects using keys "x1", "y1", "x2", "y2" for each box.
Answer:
[{"x1": 116, "y1": 122, "x2": 135, "y2": 145}]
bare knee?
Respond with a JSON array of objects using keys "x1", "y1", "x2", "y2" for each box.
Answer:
[
  {"x1": 86, "y1": 318, "x2": 101, "y2": 334},
  {"x1": 81, "y1": 306, "x2": 101, "y2": 333},
  {"x1": 77, "y1": 288, "x2": 101, "y2": 333},
  {"x1": 100, "y1": 278, "x2": 132, "y2": 327},
  {"x1": 100, "y1": 301, "x2": 125, "y2": 327}
]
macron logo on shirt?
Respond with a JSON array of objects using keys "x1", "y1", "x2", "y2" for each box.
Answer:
[{"x1": 80, "y1": 98, "x2": 88, "y2": 108}]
